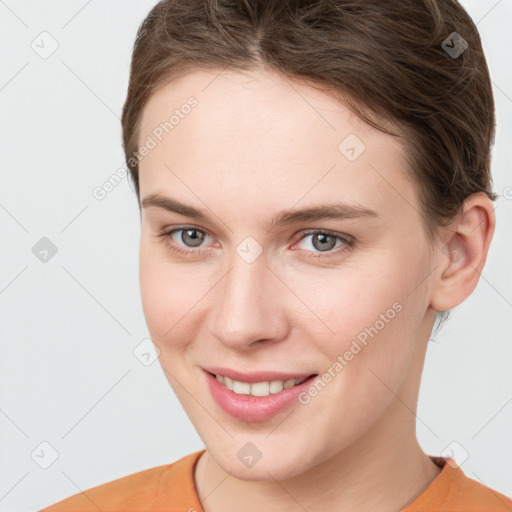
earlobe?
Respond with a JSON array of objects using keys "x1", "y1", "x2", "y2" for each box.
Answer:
[{"x1": 430, "y1": 192, "x2": 496, "y2": 312}]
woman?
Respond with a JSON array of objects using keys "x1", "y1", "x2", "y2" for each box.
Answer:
[{"x1": 41, "y1": 0, "x2": 512, "y2": 510}]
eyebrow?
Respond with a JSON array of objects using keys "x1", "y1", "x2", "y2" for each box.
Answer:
[{"x1": 141, "y1": 193, "x2": 378, "y2": 229}]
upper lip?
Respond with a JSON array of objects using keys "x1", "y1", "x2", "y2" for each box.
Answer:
[{"x1": 203, "y1": 366, "x2": 317, "y2": 383}]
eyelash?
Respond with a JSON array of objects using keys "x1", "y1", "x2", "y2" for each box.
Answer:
[{"x1": 156, "y1": 225, "x2": 354, "y2": 259}]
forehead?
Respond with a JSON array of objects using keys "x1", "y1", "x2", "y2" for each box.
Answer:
[{"x1": 137, "y1": 68, "x2": 417, "y2": 221}]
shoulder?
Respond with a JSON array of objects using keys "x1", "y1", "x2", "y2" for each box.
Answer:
[
  {"x1": 405, "y1": 457, "x2": 512, "y2": 512},
  {"x1": 39, "y1": 449, "x2": 205, "y2": 512},
  {"x1": 444, "y1": 471, "x2": 512, "y2": 511}
]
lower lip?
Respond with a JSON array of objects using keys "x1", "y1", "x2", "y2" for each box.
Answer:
[{"x1": 205, "y1": 371, "x2": 318, "y2": 422}]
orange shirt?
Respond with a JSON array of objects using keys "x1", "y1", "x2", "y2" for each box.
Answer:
[{"x1": 40, "y1": 450, "x2": 512, "y2": 511}]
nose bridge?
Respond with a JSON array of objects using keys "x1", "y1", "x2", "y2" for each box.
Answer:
[{"x1": 211, "y1": 248, "x2": 284, "y2": 347}]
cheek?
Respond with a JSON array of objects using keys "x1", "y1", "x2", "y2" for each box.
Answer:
[
  {"x1": 139, "y1": 242, "x2": 200, "y2": 347},
  {"x1": 291, "y1": 255, "x2": 425, "y2": 383},
  {"x1": 296, "y1": 276, "x2": 422, "y2": 443},
  {"x1": 286, "y1": 263, "x2": 408, "y2": 342}
]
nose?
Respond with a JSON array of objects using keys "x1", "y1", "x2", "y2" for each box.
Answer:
[{"x1": 210, "y1": 251, "x2": 289, "y2": 350}]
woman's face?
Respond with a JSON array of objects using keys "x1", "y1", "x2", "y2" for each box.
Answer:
[{"x1": 137, "y1": 68, "x2": 439, "y2": 480}]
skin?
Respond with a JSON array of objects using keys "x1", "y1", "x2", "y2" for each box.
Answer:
[{"x1": 136, "y1": 67, "x2": 495, "y2": 512}]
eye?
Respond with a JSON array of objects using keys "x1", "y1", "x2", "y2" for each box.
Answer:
[
  {"x1": 157, "y1": 226, "x2": 212, "y2": 256},
  {"x1": 291, "y1": 229, "x2": 353, "y2": 259}
]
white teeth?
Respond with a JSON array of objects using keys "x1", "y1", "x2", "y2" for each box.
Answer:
[
  {"x1": 250, "y1": 381, "x2": 270, "y2": 396},
  {"x1": 224, "y1": 376, "x2": 234, "y2": 390},
  {"x1": 269, "y1": 380, "x2": 284, "y2": 393},
  {"x1": 215, "y1": 374, "x2": 308, "y2": 397},
  {"x1": 283, "y1": 379, "x2": 296, "y2": 389},
  {"x1": 233, "y1": 380, "x2": 251, "y2": 394}
]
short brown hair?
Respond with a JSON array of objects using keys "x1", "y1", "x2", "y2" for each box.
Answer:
[{"x1": 122, "y1": 0, "x2": 497, "y2": 243}]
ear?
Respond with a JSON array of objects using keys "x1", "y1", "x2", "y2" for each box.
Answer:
[{"x1": 430, "y1": 192, "x2": 496, "y2": 312}]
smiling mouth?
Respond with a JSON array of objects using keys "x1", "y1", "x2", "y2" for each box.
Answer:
[{"x1": 207, "y1": 371, "x2": 318, "y2": 397}]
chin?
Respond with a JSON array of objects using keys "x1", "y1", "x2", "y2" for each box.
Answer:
[
  {"x1": 207, "y1": 441, "x2": 313, "y2": 482},
  {"x1": 230, "y1": 458, "x2": 304, "y2": 482}
]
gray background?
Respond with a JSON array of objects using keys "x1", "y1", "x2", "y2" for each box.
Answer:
[{"x1": 0, "y1": 1, "x2": 511, "y2": 510}]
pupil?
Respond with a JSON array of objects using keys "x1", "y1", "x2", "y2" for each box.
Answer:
[
  {"x1": 314, "y1": 233, "x2": 334, "y2": 251},
  {"x1": 184, "y1": 229, "x2": 203, "y2": 247}
]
